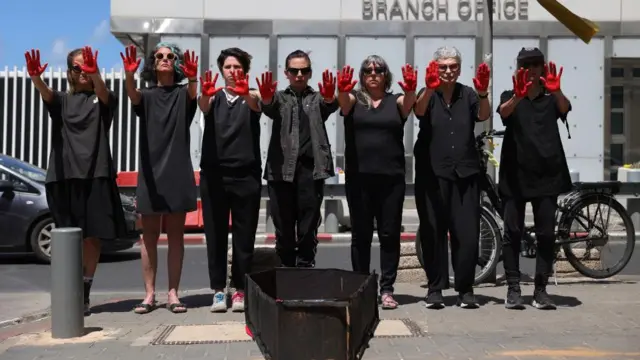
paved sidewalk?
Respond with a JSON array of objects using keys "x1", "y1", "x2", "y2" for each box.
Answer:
[{"x1": 0, "y1": 278, "x2": 639, "y2": 360}]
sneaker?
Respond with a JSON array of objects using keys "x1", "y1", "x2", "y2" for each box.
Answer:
[
  {"x1": 210, "y1": 291, "x2": 228, "y2": 313},
  {"x1": 505, "y1": 286, "x2": 525, "y2": 310},
  {"x1": 456, "y1": 292, "x2": 479, "y2": 309},
  {"x1": 231, "y1": 291, "x2": 245, "y2": 312},
  {"x1": 424, "y1": 290, "x2": 445, "y2": 309},
  {"x1": 532, "y1": 288, "x2": 557, "y2": 310}
]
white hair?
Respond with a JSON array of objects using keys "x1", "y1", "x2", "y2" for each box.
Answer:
[{"x1": 433, "y1": 46, "x2": 462, "y2": 65}]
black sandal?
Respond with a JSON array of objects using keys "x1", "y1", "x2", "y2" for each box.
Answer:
[
  {"x1": 134, "y1": 301, "x2": 156, "y2": 314},
  {"x1": 167, "y1": 302, "x2": 187, "y2": 313}
]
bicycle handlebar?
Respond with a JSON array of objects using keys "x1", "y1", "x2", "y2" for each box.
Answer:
[{"x1": 476, "y1": 129, "x2": 505, "y2": 143}]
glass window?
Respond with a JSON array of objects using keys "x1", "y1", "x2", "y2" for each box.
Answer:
[
  {"x1": 611, "y1": 67, "x2": 624, "y2": 78},
  {"x1": 0, "y1": 170, "x2": 30, "y2": 192},
  {"x1": 610, "y1": 168, "x2": 618, "y2": 181},
  {"x1": 611, "y1": 86, "x2": 624, "y2": 109},
  {"x1": 610, "y1": 144, "x2": 624, "y2": 167},
  {"x1": 611, "y1": 112, "x2": 624, "y2": 135},
  {"x1": 633, "y1": 68, "x2": 640, "y2": 78}
]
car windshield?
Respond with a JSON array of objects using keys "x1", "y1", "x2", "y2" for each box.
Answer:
[{"x1": 0, "y1": 155, "x2": 46, "y2": 184}]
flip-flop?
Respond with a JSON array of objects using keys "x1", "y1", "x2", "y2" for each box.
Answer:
[
  {"x1": 133, "y1": 300, "x2": 156, "y2": 314},
  {"x1": 167, "y1": 302, "x2": 187, "y2": 313}
]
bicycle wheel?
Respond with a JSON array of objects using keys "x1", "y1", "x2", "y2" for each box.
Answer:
[
  {"x1": 415, "y1": 206, "x2": 502, "y2": 286},
  {"x1": 559, "y1": 195, "x2": 636, "y2": 279}
]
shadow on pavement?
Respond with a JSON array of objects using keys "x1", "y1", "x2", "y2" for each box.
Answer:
[
  {"x1": 521, "y1": 294, "x2": 582, "y2": 307},
  {"x1": 90, "y1": 299, "x2": 144, "y2": 314},
  {"x1": 0, "y1": 252, "x2": 140, "y2": 265}
]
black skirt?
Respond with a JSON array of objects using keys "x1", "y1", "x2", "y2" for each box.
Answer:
[{"x1": 46, "y1": 178, "x2": 129, "y2": 240}]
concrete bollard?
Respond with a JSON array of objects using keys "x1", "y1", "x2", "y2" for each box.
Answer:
[
  {"x1": 324, "y1": 199, "x2": 340, "y2": 233},
  {"x1": 50, "y1": 227, "x2": 84, "y2": 339}
]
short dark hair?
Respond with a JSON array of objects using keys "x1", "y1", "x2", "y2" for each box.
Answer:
[
  {"x1": 217, "y1": 47, "x2": 252, "y2": 73},
  {"x1": 141, "y1": 43, "x2": 186, "y2": 84},
  {"x1": 285, "y1": 50, "x2": 311, "y2": 69}
]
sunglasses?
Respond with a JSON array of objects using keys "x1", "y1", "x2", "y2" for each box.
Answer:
[
  {"x1": 155, "y1": 52, "x2": 176, "y2": 61},
  {"x1": 363, "y1": 67, "x2": 386, "y2": 75},
  {"x1": 438, "y1": 64, "x2": 460, "y2": 72},
  {"x1": 70, "y1": 65, "x2": 82, "y2": 73},
  {"x1": 287, "y1": 67, "x2": 311, "y2": 76}
]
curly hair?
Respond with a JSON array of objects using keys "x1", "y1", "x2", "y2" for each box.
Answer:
[{"x1": 140, "y1": 42, "x2": 186, "y2": 84}]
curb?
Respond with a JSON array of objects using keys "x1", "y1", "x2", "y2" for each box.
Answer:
[
  {"x1": 145, "y1": 232, "x2": 419, "y2": 245},
  {"x1": 0, "y1": 309, "x2": 50, "y2": 330}
]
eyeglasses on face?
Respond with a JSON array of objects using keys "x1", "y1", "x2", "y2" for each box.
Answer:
[
  {"x1": 438, "y1": 63, "x2": 460, "y2": 72},
  {"x1": 155, "y1": 52, "x2": 176, "y2": 61},
  {"x1": 287, "y1": 67, "x2": 312, "y2": 76},
  {"x1": 363, "y1": 67, "x2": 386, "y2": 75}
]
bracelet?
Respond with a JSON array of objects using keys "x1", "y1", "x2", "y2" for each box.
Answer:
[
  {"x1": 478, "y1": 93, "x2": 488, "y2": 99},
  {"x1": 188, "y1": 79, "x2": 198, "y2": 83}
]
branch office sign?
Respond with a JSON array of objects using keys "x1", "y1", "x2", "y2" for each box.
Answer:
[{"x1": 362, "y1": 0, "x2": 530, "y2": 21}]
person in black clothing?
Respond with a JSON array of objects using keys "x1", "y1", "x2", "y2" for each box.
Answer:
[
  {"x1": 336, "y1": 57, "x2": 416, "y2": 309},
  {"x1": 413, "y1": 46, "x2": 492, "y2": 309},
  {"x1": 257, "y1": 50, "x2": 338, "y2": 268},
  {"x1": 198, "y1": 48, "x2": 262, "y2": 313},
  {"x1": 121, "y1": 43, "x2": 199, "y2": 314},
  {"x1": 25, "y1": 47, "x2": 128, "y2": 315},
  {"x1": 497, "y1": 47, "x2": 572, "y2": 310}
]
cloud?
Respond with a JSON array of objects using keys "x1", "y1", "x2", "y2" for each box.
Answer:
[
  {"x1": 90, "y1": 19, "x2": 110, "y2": 44},
  {"x1": 48, "y1": 38, "x2": 69, "y2": 68},
  {"x1": 51, "y1": 39, "x2": 67, "y2": 57}
]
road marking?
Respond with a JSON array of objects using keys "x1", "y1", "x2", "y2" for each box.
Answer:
[{"x1": 495, "y1": 347, "x2": 640, "y2": 358}]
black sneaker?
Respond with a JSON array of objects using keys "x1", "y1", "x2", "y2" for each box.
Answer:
[
  {"x1": 505, "y1": 286, "x2": 525, "y2": 310},
  {"x1": 456, "y1": 292, "x2": 479, "y2": 309},
  {"x1": 424, "y1": 290, "x2": 444, "y2": 309},
  {"x1": 532, "y1": 288, "x2": 557, "y2": 310},
  {"x1": 84, "y1": 302, "x2": 91, "y2": 316}
]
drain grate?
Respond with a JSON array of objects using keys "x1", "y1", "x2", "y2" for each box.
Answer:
[{"x1": 151, "y1": 319, "x2": 425, "y2": 345}]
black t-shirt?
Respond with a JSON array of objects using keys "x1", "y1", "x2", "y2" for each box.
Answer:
[
  {"x1": 497, "y1": 89, "x2": 573, "y2": 199},
  {"x1": 342, "y1": 92, "x2": 406, "y2": 175},
  {"x1": 201, "y1": 90, "x2": 262, "y2": 170},
  {"x1": 133, "y1": 84, "x2": 198, "y2": 213},
  {"x1": 414, "y1": 83, "x2": 481, "y2": 180},
  {"x1": 44, "y1": 90, "x2": 118, "y2": 183},
  {"x1": 297, "y1": 93, "x2": 313, "y2": 159}
]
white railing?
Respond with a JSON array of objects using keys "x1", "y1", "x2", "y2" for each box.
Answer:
[{"x1": 0, "y1": 66, "x2": 148, "y2": 172}]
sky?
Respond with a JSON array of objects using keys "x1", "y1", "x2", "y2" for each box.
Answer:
[{"x1": 0, "y1": 0, "x2": 124, "y2": 71}]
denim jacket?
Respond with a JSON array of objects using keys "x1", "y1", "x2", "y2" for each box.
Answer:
[{"x1": 262, "y1": 86, "x2": 338, "y2": 182}]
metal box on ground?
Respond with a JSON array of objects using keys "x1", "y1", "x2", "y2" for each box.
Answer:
[{"x1": 245, "y1": 268, "x2": 380, "y2": 360}]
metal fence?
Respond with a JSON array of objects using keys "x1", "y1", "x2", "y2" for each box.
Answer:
[{"x1": 0, "y1": 66, "x2": 154, "y2": 172}]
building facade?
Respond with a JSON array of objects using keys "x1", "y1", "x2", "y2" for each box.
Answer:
[{"x1": 2, "y1": 0, "x2": 640, "y2": 183}]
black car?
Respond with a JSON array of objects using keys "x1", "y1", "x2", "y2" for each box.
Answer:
[{"x1": 0, "y1": 154, "x2": 141, "y2": 263}]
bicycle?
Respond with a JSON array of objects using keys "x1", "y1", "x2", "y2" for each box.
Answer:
[{"x1": 416, "y1": 129, "x2": 636, "y2": 285}]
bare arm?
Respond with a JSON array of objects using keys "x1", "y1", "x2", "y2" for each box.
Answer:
[
  {"x1": 338, "y1": 92, "x2": 356, "y2": 115},
  {"x1": 198, "y1": 95, "x2": 214, "y2": 114},
  {"x1": 413, "y1": 88, "x2": 434, "y2": 117},
  {"x1": 497, "y1": 94, "x2": 522, "y2": 119},
  {"x1": 187, "y1": 79, "x2": 198, "y2": 100},
  {"x1": 124, "y1": 72, "x2": 142, "y2": 105},
  {"x1": 88, "y1": 73, "x2": 111, "y2": 105},
  {"x1": 242, "y1": 89, "x2": 262, "y2": 113},
  {"x1": 31, "y1": 76, "x2": 54, "y2": 104},
  {"x1": 477, "y1": 93, "x2": 491, "y2": 121},
  {"x1": 552, "y1": 91, "x2": 571, "y2": 115},
  {"x1": 397, "y1": 91, "x2": 416, "y2": 119}
]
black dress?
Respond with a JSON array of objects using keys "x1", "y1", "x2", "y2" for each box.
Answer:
[
  {"x1": 133, "y1": 84, "x2": 198, "y2": 214},
  {"x1": 44, "y1": 90, "x2": 128, "y2": 240}
]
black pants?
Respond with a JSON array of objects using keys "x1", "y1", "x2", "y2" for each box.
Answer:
[
  {"x1": 415, "y1": 175, "x2": 480, "y2": 293},
  {"x1": 200, "y1": 168, "x2": 261, "y2": 291},
  {"x1": 268, "y1": 159, "x2": 324, "y2": 267},
  {"x1": 346, "y1": 173, "x2": 405, "y2": 295},
  {"x1": 502, "y1": 196, "x2": 557, "y2": 287}
]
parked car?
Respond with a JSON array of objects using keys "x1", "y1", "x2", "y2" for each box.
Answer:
[{"x1": 0, "y1": 154, "x2": 141, "y2": 263}]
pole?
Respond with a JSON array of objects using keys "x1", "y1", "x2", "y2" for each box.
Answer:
[
  {"x1": 50, "y1": 227, "x2": 84, "y2": 339},
  {"x1": 481, "y1": 0, "x2": 498, "y2": 285},
  {"x1": 482, "y1": 0, "x2": 495, "y2": 180}
]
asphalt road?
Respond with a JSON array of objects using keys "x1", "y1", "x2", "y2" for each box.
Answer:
[{"x1": 1, "y1": 242, "x2": 639, "y2": 294}]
